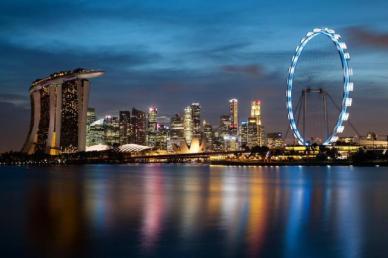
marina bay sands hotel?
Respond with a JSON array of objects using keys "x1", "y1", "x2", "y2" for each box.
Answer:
[{"x1": 22, "y1": 68, "x2": 103, "y2": 155}]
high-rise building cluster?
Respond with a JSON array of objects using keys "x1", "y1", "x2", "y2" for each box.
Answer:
[
  {"x1": 22, "y1": 68, "x2": 282, "y2": 155},
  {"x1": 86, "y1": 98, "x2": 277, "y2": 152}
]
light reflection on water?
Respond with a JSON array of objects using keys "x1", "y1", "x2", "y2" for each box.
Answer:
[{"x1": 0, "y1": 164, "x2": 387, "y2": 258}]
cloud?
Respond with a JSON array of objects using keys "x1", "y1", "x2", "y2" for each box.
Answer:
[
  {"x1": 222, "y1": 64, "x2": 265, "y2": 77},
  {"x1": 0, "y1": 93, "x2": 29, "y2": 107},
  {"x1": 347, "y1": 27, "x2": 388, "y2": 49}
]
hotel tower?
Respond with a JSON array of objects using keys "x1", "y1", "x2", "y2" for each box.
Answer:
[{"x1": 22, "y1": 68, "x2": 103, "y2": 154}]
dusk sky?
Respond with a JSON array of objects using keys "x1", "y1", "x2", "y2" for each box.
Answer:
[{"x1": 1, "y1": 0, "x2": 388, "y2": 151}]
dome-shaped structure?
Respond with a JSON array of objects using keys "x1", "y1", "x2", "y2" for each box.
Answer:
[
  {"x1": 86, "y1": 144, "x2": 112, "y2": 152},
  {"x1": 118, "y1": 144, "x2": 151, "y2": 153}
]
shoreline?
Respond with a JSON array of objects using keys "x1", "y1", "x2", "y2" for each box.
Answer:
[{"x1": 1, "y1": 159, "x2": 387, "y2": 167}]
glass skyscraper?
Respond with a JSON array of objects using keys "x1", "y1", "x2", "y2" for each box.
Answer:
[{"x1": 184, "y1": 106, "x2": 193, "y2": 146}]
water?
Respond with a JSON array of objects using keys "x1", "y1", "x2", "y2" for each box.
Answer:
[{"x1": 0, "y1": 165, "x2": 387, "y2": 258}]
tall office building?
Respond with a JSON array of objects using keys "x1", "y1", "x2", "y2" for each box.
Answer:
[
  {"x1": 155, "y1": 126, "x2": 169, "y2": 150},
  {"x1": 229, "y1": 98, "x2": 238, "y2": 135},
  {"x1": 219, "y1": 115, "x2": 231, "y2": 136},
  {"x1": 87, "y1": 118, "x2": 105, "y2": 146},
  {"x1": 22, "y1": 69, "x2": 103, "y2": 154},
  {"x1": 147, "y1": 106, "x2": 158, "y2": 132},
  {"x1": 155, "y1": 116, "x2": 170, "y2": 150},
  {"x1": 86, "y1": 107, "x2": 96, "y2": 146},
  {"x1": 87, "y1": 108, "x2": 96, "y2": 126},
  {"x1": 239, "y1": 121, "x2": 248, "y2": 149},
  {"x1": 250, "y1": 100, "x2": 262, "y2": 124},
  {"x1": 104, "y1": 115, "x2": 120, "y2": 146},
  {"x1": 213, "y1": 115, "x2": 231, "y2": 151},
  {"x1": 131, "y1": 108, "x2": 146, "y2": 145},
  {"x1": 119, "y1": 111, "x2": 132, "y2": 145},
  {"x1": 169, "y1": 114, "x2": 185, "y2": 150},
  {"x1": 191, "y1": 103, "x2": 201, "y2": 139},
  {"x1": 146, "y1": 106, "x2": 158, "y2": 147},
  {"x1": 183, "y1": 106, "x2": 193, "y2": 146},
  {"x1": 202, "y1": 121, "x2": 213, "y2": 151},
  {"x1": 247, "y1": 100, "x2": 265, "y2": 148},
  {"x1": 247, "y1": 117, "x2": 259, "y2": 148},
  {"x1": 219, "y1": 114, "x2": 232, "y2": 148}
]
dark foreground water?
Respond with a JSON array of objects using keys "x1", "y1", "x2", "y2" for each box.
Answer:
[{"x1": 0, "y1": 165, "x2": 387, "y2": 258}]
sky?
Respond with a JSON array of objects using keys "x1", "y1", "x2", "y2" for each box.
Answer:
[{"x1": 1, "y1": 0, "x2": 388, "y2": 152}]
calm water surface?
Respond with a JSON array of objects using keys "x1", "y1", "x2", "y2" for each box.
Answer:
[{"x1": 0, "y1": 165, "x2": 387, "y2": 258}]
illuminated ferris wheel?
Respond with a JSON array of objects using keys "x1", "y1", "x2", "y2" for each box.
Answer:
[{"x1": 286, "y1": 28, "x2": 354, "y2": 146}]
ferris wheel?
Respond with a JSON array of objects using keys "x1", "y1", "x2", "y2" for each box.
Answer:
[{"x1": 286, "y1": 28, "x2": 354, "y2": 146}]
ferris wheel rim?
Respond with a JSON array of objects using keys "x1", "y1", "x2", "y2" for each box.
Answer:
[{"x1": 286, "y1": 27, "x2": 353, "y2": 146}]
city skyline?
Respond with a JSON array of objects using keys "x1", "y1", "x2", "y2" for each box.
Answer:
[
  {"x1": 84, "y1": 96, "x2": 269, "y2": 153},
  {"x1": 1, "y1": 0, "x2": 388, "y2": 152}
]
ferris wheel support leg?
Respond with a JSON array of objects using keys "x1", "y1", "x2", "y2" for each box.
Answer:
[
  {"x1": 323, "y1": 93, "x2": 329, "y2": 139},
  {"x1": 303, "y1": 90, "x2": 307, "y2": 140}
]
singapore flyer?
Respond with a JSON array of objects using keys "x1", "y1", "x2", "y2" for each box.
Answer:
[{"x1": 286, "y1": 28, "x2": 354, "y2": 146}]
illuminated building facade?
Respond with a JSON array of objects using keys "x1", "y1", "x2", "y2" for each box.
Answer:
[
  {"x1": 119, "y1": 111, "x2": 132, "y2": 145},
  {"x1": 130, "y1": 108, "x2": 146, "y2": 145},
  {"x1": 87, "y1": 108, "x2": 96, "y2": 126},
  {"x1": 155, "y1": 116, "x2": 170, "y2": 150},
  {"x1": 87, "y1": 119, "x2": 105, "y2": 146},
  {"x1": 86, "y1": 107, "x2": 96, "y2": 146},
  {"x1": 155, "y1": 126, "x2": 169, "y2": 150},
  {"x1": 22, "y1": 69, "x2": 103, "y2": 154},
  {"x1": 239, "y1": 121, "x2": 248, "y2": 149},
  {"x1": 191, "y1": 103, "x2": 201, "y2": 139},
  {"x1": 247, "y1": 100, "x2": 265, "y2": 148},
  {"x1": 169, "y1": 114, "x2": 185, "y2": 150},
  {"x1": 229, "y1": 98, "x2": 238, "y2": 135},
  {"x1": 184, "y1": 106, "x2": 193, "y2": 146},
  {"x1": 146, "y1": 106, "x2": 158, "y2": 147},
  {"x1": 223, "y1": 134, "x2": 238, "y2": 151},
  {"x1": 219, "y1": 115, "x2": 231, "y2": 136},
  {"x1": 104, "y1": 115, "x2": 120, "y2": 146},
  {"x1": 202, "y1": 121, "x2": 213, "y2": 151}
]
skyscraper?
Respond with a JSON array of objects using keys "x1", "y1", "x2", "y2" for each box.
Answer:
[
  {"x1": 184, "y1": 106, "x2": 193, "y2": 146},
  {"x1": 104, "y1": 115, "x2": 120, "y2": 146},
  {"x1": 148, "y1": 106, "x2": 158, "y2": 132},
  {"x1": 86, "y1": 107, "x2": 96, "y2": 147},
  {"x1": 87, "y1": 108, "x2": 96, "y2": 126},
  {"x1": 213, "y1": 115, "x2": 231, "y2": 151},
  {"x1": 250, "y1": 100, "x2": 262, "y2": 124},
  {"x1": 219, "y1": 115, "x2": 231, "y2": 136},
  {"x1": 119, "y1": 111, "x2": 132, "y2": 145},
  {"x1": 146, "y1": 106, "x2": 158, "y2": 147},
  {"x1": 202, "y1": 120, "x2": 213, "y2": 151},
  {"x1": 191, "y1": 103, "x2": 201, "y2": 139},
  {"x1": 247, "y1": 100, "x2": 265, "y2": 148},
  {"x1": 155, "y1": 116, "x2": 171, "y2": 150},
  {"x1": 131, "y1": 108, "x2": 146, "y2": 145},
  {"x1": 22, "y1": 68, "x2": 103, "y2": 154},
  {"x1": 169, "y1": 114, "x2": 185, "y2": 150},
  {"x1": 239, "y1": 121, "x2": 248, "y2": 149},
  {"x1": 155, "y1": 126, "x2": 169, "y2": 150},
  {"x1": 87, "y1": 118, "x2": 105, "y2": 146},
  {"x1": 229, "y1": 98, "x2": 238, "y2": 135}
]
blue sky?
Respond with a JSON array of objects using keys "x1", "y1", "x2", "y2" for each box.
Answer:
[{"x1": 1, "y1": 0, "x2": 388, "y2": 151}]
